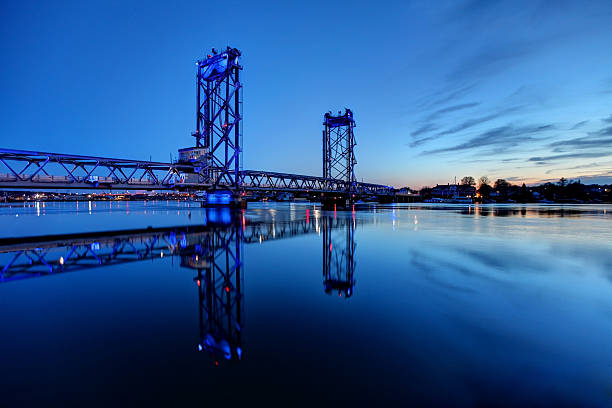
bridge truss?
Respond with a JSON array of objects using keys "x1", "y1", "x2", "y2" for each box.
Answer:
[{"x1": 0, "y1": 148, "x2": 393, "y2": 195}]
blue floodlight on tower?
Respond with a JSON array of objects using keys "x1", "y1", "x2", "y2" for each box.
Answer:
[
  {"x1": 323, "y1": 109, "x2": 357, "y2": 192},
  {"x1": 182, "y1": 46, "x2": 242, "y2": 190}
]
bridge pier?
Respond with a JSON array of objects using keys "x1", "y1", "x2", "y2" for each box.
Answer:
[
  {"x1": 200, "y1": 190, "x2": 247, "y2": 209},
  {"x1": 321, "y1": 193, "x2": 351, "y2": 210}
]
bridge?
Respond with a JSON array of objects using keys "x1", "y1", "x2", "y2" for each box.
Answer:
[
  {"x1": 0, "y1": 46, "x2": 394, "y2": 206},
  {"x1": 0, "y1": 211, "x2": 363, "y2": 364}
]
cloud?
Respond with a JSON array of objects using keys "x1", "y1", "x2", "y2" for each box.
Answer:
[
  {"x1": 423, "y1": 123, "x2": 554, "y2": 155},
  {"x1": 410, "y1": 123, "x2": 438, "y2": 138},
  {"x1": 528, "y1": 152, "x2": 612, "y2": 163},
  {"x1": 411, "y1": 106, "x2": 524, "y2": 148},
  {"x1": 603, "y1": 114, "x2": 612, "y2": 124},
  {"x1": 436, "y1": 106, "x2": 523, "y2": 138},
  {"x1": 569, "y1": 120, "x2": 588, "y2": 130},
  {"x1": 425, "y1": 102, "x2": 480, "y2": 121},
  {"x1": 448, "y1": 42, "x2": 533, "y2": 82},
  {"x1": 505, "y1": 176, "x2": 524, "y2": 182},
  {"x1": 550, "y1": 125, "x2": 612, "y2": 151},
  {"x1": 593, "y1": 126, "x2": 612, "y2": 136},
  {"x1": 551, "y1": 136, "x2": 612, "y2": 150},
  {"x1": 431, "y1": 83, "x2": 477, "y2": 107},
  {"x1": 409, "y1": 135, "x2": 440, "y2": 148},
  {"x1": 544, "y1": 162, "x2": 607, "y2": 174}
]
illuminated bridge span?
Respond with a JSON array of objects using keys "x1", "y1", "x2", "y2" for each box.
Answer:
[
  {"x1": 0, "y1": 46, "x2": 394, "y2": 202},
  {"x1": 0, "y1": 214, "x2": 362, "y2": 364},
  {"x1": 0, "y1": 148, "x2": 392, "y2": 195}
]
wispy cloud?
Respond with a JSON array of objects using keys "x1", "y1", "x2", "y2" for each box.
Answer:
[
  {"x1": 569, "y1": 120, "x2": 588, "y2": 130},
  {"x1": 528, "y1": 152, "x2": 612, "y2": 163},
  {"x1": 545, "y1": 161, "x2": 609, "y2": 174},
  {"x1": 410, "y1": 123, "x2": 438, "y2": 138},
  {"x1": 423, "y1": 123, "x2": 554, "y2": 155},
  {"x1": 448, "y1": 42, "x2": 534, "y2": 82},
  {"x1": 409, "y1": 135, "x2": 439, "y2": 148},
  {"x1": 411, "y1": 106, "x2": 524, "y2": 148},
  {"x1": 551, "y1": 136, "x2": 612, "y2": 150},
  {"x1": 429, "y1": 83, "x2": 478, "y2": 108},
  {"x1": 425, "y1": 102, "x2": 480, "y2": 121},
  {"x1": 550, "y1": 123, "x2": 612, "y2": 151},
  {"x1": 437, "y1": 106, "x2": 523, "y2": 137}
]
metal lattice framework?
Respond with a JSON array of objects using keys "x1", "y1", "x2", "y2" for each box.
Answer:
[
  {"x1": 0, "y1": 148, "x2": 190, "y2": 190},
  {"x1": 192, "y1": 47, "x2": 242, "y2": 188},
  {"x1": 0, "y1": 148, "x2": 394, "y2": 195},
  {"x1": 323, "y1": 109, "x2": 357, "y2": 191}
]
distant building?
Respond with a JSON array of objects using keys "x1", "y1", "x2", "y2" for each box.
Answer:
[
  {"x1": 396, "y1": 187, "x2": 420, "y2": 202},
  {"x1": 431, "y1": 184, "x2": 476, "y2": 198}
]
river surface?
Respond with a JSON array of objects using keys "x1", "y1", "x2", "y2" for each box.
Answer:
[{"x1": 1, "y1": 201, "x2": 612, "y2": 407}]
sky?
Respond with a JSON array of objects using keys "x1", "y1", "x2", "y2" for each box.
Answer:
[{"x1": 1, "y1": 0, "x2": 611, "y2": 188}]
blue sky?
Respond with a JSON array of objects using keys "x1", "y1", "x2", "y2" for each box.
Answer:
[{"x1": 1, "y1": 0, "x2": 611, "y2": 187}]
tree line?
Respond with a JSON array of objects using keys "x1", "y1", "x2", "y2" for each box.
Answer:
[{"x1": 416, "y1": 176, "x2": 611, "y2": 203}]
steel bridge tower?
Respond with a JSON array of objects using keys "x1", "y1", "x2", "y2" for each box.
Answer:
[
  {"x1": 184, "y1": 46, "x2": 243, "y2": 189},
  {"x1": 323, "y1": 109, "x2": 357, "y2": 191}
]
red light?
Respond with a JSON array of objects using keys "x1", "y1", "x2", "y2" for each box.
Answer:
[
  {"x1": 197, "y1": 280, "x2": 201, "y2": 287},
  {"x1": 225, "y1": 286, "x2": 230, "y2": 293},
  {"x1": 329, "y1": 243, "x2": 332, "y2": 252},
  {"x1": 339, "y1": 292, "x2": 342, "y2": 297},
  {"x1": 306, "y1": 209, "x2": 310, "y2": 223},
  {"x1": 214, "y1": 361, "x2": 219, "y2": 366}
]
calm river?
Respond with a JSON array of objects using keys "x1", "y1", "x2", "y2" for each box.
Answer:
[{"x1": 1, "y1": 201, "x2": 611, "y2": 406}]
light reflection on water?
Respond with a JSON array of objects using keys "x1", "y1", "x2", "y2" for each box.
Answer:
[{"x1": 0, "y1": 202, "x2": 612, "y2": 406}]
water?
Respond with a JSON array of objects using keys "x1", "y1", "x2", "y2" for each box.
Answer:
[{"x1": 1, "y1": 201, "x2": 612, "y2": 406}]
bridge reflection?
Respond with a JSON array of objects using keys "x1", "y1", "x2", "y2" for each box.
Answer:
[{"x1": 0, "y1": 208, "x2": 364, "y2": 364}]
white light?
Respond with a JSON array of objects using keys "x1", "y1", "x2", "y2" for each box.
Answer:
[{"x1": 59, "y1": 257, "x2": 64, "y2": 265}]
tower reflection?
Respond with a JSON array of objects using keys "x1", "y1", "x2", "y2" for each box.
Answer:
[
  {"x1": 181, "y1": 223, "x2": 244, "y2": 364},
  {"x1": 322, "y1": 216, "x2": 356, "y2": 298},
  {"x1": 0, "y1": 207, "x2": 364, "y2": 365}
]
